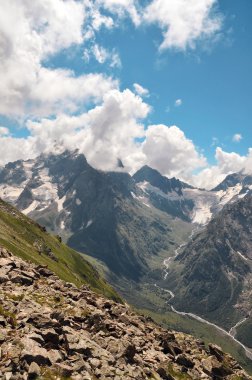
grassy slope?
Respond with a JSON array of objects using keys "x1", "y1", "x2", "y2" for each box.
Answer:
[{"x1": 0, "y1": 199, "x2": 121, "y2": 302}]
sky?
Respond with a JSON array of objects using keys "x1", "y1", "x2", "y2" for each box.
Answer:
[{"x1": 0, "y1": 0, "x2": 251, "y2": 188}]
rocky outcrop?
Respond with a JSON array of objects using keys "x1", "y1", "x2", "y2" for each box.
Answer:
[{"x1": 0, "y1": 247, "x2": 251, "y2": 380}]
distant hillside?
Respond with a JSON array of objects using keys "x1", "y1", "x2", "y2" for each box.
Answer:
[{"x1": 164, "y1": 194, "x2": 252, "y2": 338}]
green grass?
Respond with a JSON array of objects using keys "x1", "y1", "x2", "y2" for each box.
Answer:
[{"x1": 0, "y1": 199, "x2": 121, "y2": 302}]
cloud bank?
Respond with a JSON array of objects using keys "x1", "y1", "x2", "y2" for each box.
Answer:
[{"x1": 0, "y1": 0, "x2": 249, "y2": 190}]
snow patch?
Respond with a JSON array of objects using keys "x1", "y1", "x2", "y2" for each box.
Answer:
[
  {"x1": 57, "y1": 196, "x2": 66, "y2": 212},
  {"x1": 237, "y1": 251, "x2": 248, "y2": 261},
  {"x1": 76, "y1": 198, "x2": 82, "y2": 206},
  {"x1": 86, "y1": 220, "x2": 93, "y2": 228},
  {"x1": 22, "y1": 160, "x2": 35, "y2": 179},
  {"x1": 191, "y1": 201, "x2": 213, "y2": 225},
  {"x1": 0, "y1": 185, "x2": 23, "y2": 203},
  {"x1": 137, "y1": 181, "x2": 180, "y2": 200},
  {"x1": 32, "y1": 168, "x2": 58, "y2": 204},
  {"x1": 131, "y1": 191, "x2": 137, "y2": 199},
  {"x1": 22, "y1": 200, "x2": 39, "y2": 215},
  {"x1": 183, "y1": 188, "x2": 218, "y2": 225},
  {"x1": 216, "y1": 184, "x2": 243, "y2": 206}
]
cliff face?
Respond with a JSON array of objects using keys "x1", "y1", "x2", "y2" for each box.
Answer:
[
  {"x1": 165, "y1": 194, "x2": 252, "y2": 331},
  {"x1": 0, "y1": 247, "x2": 251, "y2": 380}
]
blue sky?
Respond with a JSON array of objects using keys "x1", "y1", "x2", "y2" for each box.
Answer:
[{"x1": 0, "y1": 0, "x2": 251, "y2": 188}]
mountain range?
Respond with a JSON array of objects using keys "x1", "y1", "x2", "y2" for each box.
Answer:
[
  {"x1": 163, "y1": 192, "x2": 252, "y2": 349},
  {"x1": 1, "y1": 150, "x2": 252, "y2": 358}
]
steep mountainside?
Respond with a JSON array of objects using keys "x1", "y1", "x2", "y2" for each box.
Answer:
[
  {"x1": 0, "y1": 198, "x2": 120, "y2": 301},
  {"x1": 212, "y1": 173, "x2": 252, "y2": 193},
  {"x1": 0, "y1": 247, "x2": 251, "y2": 380},
  {"x1": 133, "y1": 166, "x2": 195, "y2": 221},
  {"x1": 0, "y1": 151, "x2": 181, "y2": 281},
  {"x1": 1, "y1": 153, "x2": 252, "y2": 371},
  {"x1": 163, "y1": 194, "x2": 252, "y2": 341},
  {"x1": 133, "y1": 165, "x2": 193, "y2": 195},
  {"x1": 133, "y1": 166, "x2": 252, "y2": 226}
]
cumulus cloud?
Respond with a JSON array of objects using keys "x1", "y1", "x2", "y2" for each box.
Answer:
[
  {"x1": 0, "y1": 0, "x2": 117, "y2": 118},
  {"x1": 144, "y1": 0, "x2": 222, "y2": 51},
  {"x1": 84, "y1": 0, "x2": 223, "y2": 53},
  {"x1": 0, "y1": 0, "x2": 224, "y2": 118},
  {"x1": 192, "y1": 147, "x2": 252, "y2": 189},
  {"x1": 0, "y1": 89, "x2": 149, "y2": 171},
  {"x1": 175, "y1": 98, "x2": 182, "y2": 107},
  {"x1": 133, "y1": 83, "x2": 149, "y2": 97},
  {"x1": 232, "y1": 133, "x2": 242, "y2": 142},
  {"x1": 0, "y1": 0, "x2": 238, "y2": 191},
  {"x1": 141, "y1": 125, "x2": 207, "y2": 179},
  {"x1": 1, "y1": 111, "x2": 250, "y2": 191},
  {"x1": 0, "y1": 90, "x2": 207, "y2": 180}
]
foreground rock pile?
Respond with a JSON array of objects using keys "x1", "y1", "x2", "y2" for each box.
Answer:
[{"x1": 0, "y1": 247, "x2": 251, "y2": 380}]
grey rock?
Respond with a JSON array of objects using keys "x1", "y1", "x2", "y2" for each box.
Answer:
[{"x1": 28, "y1": 362, "x2": 41, "y2": 379}]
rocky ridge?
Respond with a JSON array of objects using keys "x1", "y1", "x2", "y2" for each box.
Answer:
[{"x1": 0, "y1": 247, "x2": 251, "y2": 380}]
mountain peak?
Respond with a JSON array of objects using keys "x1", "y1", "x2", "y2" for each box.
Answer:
[
  {"x1": 212, "y1": 172, "x2": 252, "y2": 192},
  {"x1": 133, "y1": 165, "x2": 191, "y2": 195}
]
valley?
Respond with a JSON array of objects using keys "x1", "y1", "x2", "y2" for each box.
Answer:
[
  {"x1": 1, "y1": 150, "x2": 252, "y2": 373},
  {"x1": 1, "y1": 2, "x2": 251, "y2": 378},
  {"x1": 156, "y1": 237, "x2": 252, "y2": 361}
]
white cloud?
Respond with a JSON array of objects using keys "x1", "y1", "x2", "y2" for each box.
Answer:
[
  {"x1": 175, "y1": 98, "x2": 182, "y2": 107},
  {"x1": 192, "y1": 147, "x2": 250, "y2": 189},
  {"x1": 141, "y1": 125, "x2": 207, "y2": 179},
  {"x1": 0, "y1": 92, "x2": 207, "y2": 180},
  {"x1": 0, "y1": 0, "x2": 225, "y2": 119},
  {"x1": 93, "y1": 44, "x2": 108, "y2": 64},
  {"x1": 0, "y1": 126, "x2": 9, "y2": 136},
  {"x1": 0, "y1": 89, "x2": 150, "y2": 171},
  {"x1": 144, "y1": 0, "x2": 222, "y2": 51},
  {"x1": 89, "y1": 8, "x2": 114, "y2": 31},
  {"x1": 133, "y1": 83, "x2": 149, "y2": 97},
  {"x1": 1, "y1": 112, "x2": 251, "y2": 192},
  {"x1": 232, "y1": 133, "x2": 242, "y2": 142},
  {"x1": 0, "y1": 0, "x2": 239, "y2": 191},
  {"x1": 84, "y1": 44, "x2": 122, "y2": 68},
  {"x1": 97, "y1": 0, "x2": 141, "y2": 26},
  {"x1": 110, "y1": 51, "x2": 122, "y2": 68},
  {"x1": 0, "y1": 0, "x2": 117, "y2": 118}
]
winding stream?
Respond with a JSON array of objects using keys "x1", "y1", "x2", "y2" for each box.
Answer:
[{"x1": 156, "y1": 230, "x2": 252, "y2": 360}]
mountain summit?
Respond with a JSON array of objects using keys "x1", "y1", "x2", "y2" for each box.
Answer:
[{"x1": 133, "y1": 165, "x2": 192, "y2": 196}]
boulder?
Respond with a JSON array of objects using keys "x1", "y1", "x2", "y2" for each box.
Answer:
[{"x1": 28, "y1": 362, "x2": 41, "y2": 379}]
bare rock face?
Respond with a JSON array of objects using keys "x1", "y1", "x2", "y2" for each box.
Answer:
[{"x1": 0, "y1": 246, "x2": 251, "y2": 380}]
